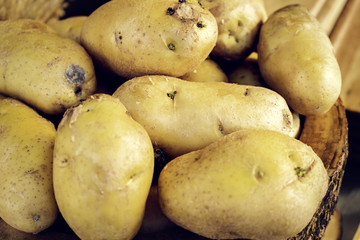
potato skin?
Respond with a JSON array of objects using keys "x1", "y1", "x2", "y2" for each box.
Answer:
[
  {"x1": 48, "y1": 16, "x2": 87, "y2": 43},
  {"x1": 158, "y1": 129, "x2": 329, "y2": 240},
  {"x1": 257, "y1": 4, "x2": 341, "y2": 115},
  {"x1": 53, "y1": 94, "x2": 154, "y2": 240},
  {"x1": 0, "y1": 98, "x2": 58, "y2": 233},
  {"x1": 200, "y1": 0, "x2": 267, "y2": 60},
  {"x1": 181, "y1": 59, "x2": 228, "y2": 83},
  {"x1": 0, "y1": 19, "x2": 96, "y2": 115},
  {"x1": 113, "y1": 75, "x2": 293, "y2": 157},
  {"x1": 80, "y1": 0, "x2": 218, "y2": 78}
]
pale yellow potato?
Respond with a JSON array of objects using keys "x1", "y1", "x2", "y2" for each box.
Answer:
[
  {"x1": 53, "y1": 94, "x2": 154, "y2": 240},
  {"x1": 0, "y1": 19, "x2": 96, "y2": 115},
  {"x1": 80, "y1": 0, "x2": 218, "y2": 78},
  {"x1": 228, "y1": 58, "x2": 265, "y2": 86},
  {"x1": 199, "y1": 0, "x2": 267, "y2": 60},
  {"x1": 0, "y1": 98, "x2": 58, "y2": 234},
  {"x1": 181, "y1": 59, "x2": 228, "y2": 83},
  {"x1": 48, "y1": 16, "x2": 87, "y2": 43},
  {"x1": 257, "y1": 4, "x2": 341, "y2": 116},
  {"x1": 113, "y1": 75, "x2": 293, "y2": 157},
  {"x1": 158, "y1": 129, "x2": 329, "y2": 240},
  {"x1": 290, "y1": 111, "x2": 301, "y2": 138}
]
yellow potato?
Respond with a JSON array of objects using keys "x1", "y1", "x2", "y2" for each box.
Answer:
[
  {"x1": 181, "y1": 59, "x2": 228, "y2": 83},
  {"x1": 257, "y1": 4, "x2": 341, "y2": 115},
  {"x1": 0, "y1": 19, "x2": 96, "y2": 115},
  {"x1": 48, "y1": 16, "x2": 87, "y2": 43},
  {"x1": 228, "y1": 58, "x2": 265, "y2": 86},
  {"x1": 158, "y1": 129, "x2": 329, "y2": 240},
  {"x1": 0, "y1": 98, "x2": 58, "y2": 234},
  {"x1": 80, "y1": 0, "x2": 218, "y2": 78},
  {"x1": 199, "y1": 0, "x2": 267, "y2": 60},
  {"x1": 53, "y1": 94, "x2": 154, "y2": 240},
  {"x1": 113, "y1": 75, "x2": 293, "y2": 157}
]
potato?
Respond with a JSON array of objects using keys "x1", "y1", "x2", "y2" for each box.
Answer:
[
  {"x1": 257, "y1": 4, "x2": 341, "y2": 116},
  {"x1": 0, "y1": 98, "x2": 58, "y2": 233},
  {"x1": 199, "y1": 0, "x2": 267, "y2": 60},
  {"x1": 80, "y1": 0, "x2": 218, "y2": 78},
  {"x1": 0, "y1": 19, "x2": 96, "y2": 115},
  {"x1": 290, "y1": 111, "x2": 301, "y2": 138},
  {"x1": 53, "y1": 94, "x2": 154, "y2": 240},
  {"x1": 228, "y1": 58, "x2": 265, "y2": 86},
  {"x1": 158, "y1": 129, "x2": 329, "y2": 240},
  {"x1": 47, "y1": 16, "x2": 87, "y2": 43},
  {"x1": 181, "y1": 59, "x2": 228, "y2": 83},
  {"x1": 113, "y1": 75, "x2": 293, "y2": 157}
]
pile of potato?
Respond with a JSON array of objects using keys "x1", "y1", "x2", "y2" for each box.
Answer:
[{"x1": 0, "y1": 0, "x2": 342, "y2": 240}]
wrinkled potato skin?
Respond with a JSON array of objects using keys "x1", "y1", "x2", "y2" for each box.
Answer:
[
  {"x1": 48, "y1": 16, "x2": 87, "y2": 43},
  {"x1": 158, "y1": 129, "x2": 328, "y2": 240},
  {"x1": 0, "y1": 19, "x2": 96, "y2": 115},
  {"x1": 181, "y1": 59, "x2": 228, "y2": 83},
  {"x1": 200, "y1": 0, "x2": 267, "y2": 60},
  {"x1": 113, "y1": 75, "x2": 293, "y2": 157},
  {"x1": 257, "y1": 4, "x2": 341, "y2": 115},
  {"x1": 80, "y1": 0, "x2": 218, "y2": 78},
  {"x1": 53, "y1": 94, "x2": 154, "y2": 240},
  {"x1": 0, "y1": 98, "x2": 58, "y2": 234}
]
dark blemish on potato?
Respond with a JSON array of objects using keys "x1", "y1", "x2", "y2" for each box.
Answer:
[
  {"x1": 238, "y1": 20, "x2": 243, "y2": 27},
  {"x1": 24, "y1": 169, "x2": 39, "y2": 175},
  {"x1": 218, "y1": 122, "x2": 225, "y2": 135},
  {"x1": 74, "y1": 87, "x2": 82, "y2": 96},
  {"x1": 198, "y1": 0, "x2": 204, "y2": 8},
  {"x1": 167, "y1": 7, "x2": 175, "y2": 15},
  {"x1": 282, "y1": 109, "x2": 292, "y2": 129},
  {"x1": 295, "y1": 166, "x2": 306, "y2": 178},
  {"x1": 244, "y1": 88, "x2": 249, "y2": 96},
  {"x1": 255, "y1": 170, "x2": 265, "y2": 180},
  {"x1": 61, "y1": 159, "x2": 68, "y2": 164},
  {"x1": 65, "y1": 65, "x2": 85, "y2": 85},
  {"x1": 167, "y1": 90, "x2": 177, "y2": 99},
  {"x1": 33, "y1": 215, "x2": 40, "y2": 222},
  {"x1": 196, "y1": 21, "x2": 206, "y2": 28},
  {"x1": 168, "y1": 43, "x2": 176, "y2": 51},
  {"x1": 179, "y1": 0, "x2": 186, "y2": 3}
]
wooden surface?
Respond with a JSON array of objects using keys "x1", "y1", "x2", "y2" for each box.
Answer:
[{"x1": 330, "y1": 0, "x2": 360, "y2": 113}]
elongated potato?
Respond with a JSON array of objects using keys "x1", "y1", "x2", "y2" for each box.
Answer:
[
  {"x1": 0, "y1": 98, "x2": 58, "y2": 234},
  {"x1": 113, "y1": 75, "x2": 293, "y2": 157},
  {"x1": 53, "y1": 94, "x2": 154, "y2": 240},
  {"x1": 257, "y1": 4, "x2": 341, "y2": 115},
  {"x1": 158, "y1": 129, "x2": 329, "y2": 240},
  {"x1": 80, "y1": 0, "x2": 218, "y2": 78},
  {"x1": 0, "y1": 19, "x2": 96, "y2": 115}
]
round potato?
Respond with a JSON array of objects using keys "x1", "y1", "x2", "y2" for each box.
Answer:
[
  {"x1": 0, "y1": 19, "x2": 97, "y2": 115},
  {"x1": 199, "y1": 0, "x2": 267, "y2": 60},
  {"x1": 158, "y1": 129, "x2": 329, "y2": 240},
  {"x1": 181, "y1": 59, "x2": 228, "y2": 83},
  {"x1": 113, "y1": 75, "x2": 293, "y2": 157},
  {"x1": 257, "y1": 4, "x2": 341, "y2": 115},
  {"x1": 80, "y1": 0, "x2": 218, "y2": 78},
  {"x1": 228, "y1": 58, "x2": 265, "y2": 86},
  {"x1": 53, "y1": 94, "x2": 154, "y2": 240}
]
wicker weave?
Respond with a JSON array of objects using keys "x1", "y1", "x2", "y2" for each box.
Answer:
[{"x1": 0, "y1": 0, "x2": 67, "y2": 22}]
